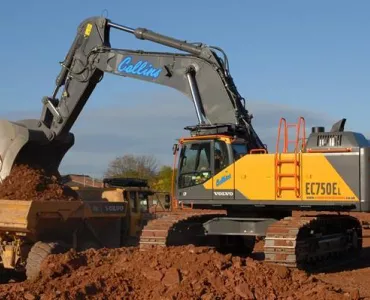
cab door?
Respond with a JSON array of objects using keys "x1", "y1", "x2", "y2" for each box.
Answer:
[
  {"x1": 212, "y1": 139, "x2": 235, "y2": 200},
  {"x1": 128, "y1": 190, "x2": 141, "y2": 237},
  {"x1": 177, "y1": 140, "x2": 214, "y2": 201}
]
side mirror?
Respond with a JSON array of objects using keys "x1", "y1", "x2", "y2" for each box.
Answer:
[{"x1": 172, "y1": 143, "x2": 179, "y2": 155}]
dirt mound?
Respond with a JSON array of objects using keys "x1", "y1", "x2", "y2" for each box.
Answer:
[
  {"x1": 0, "y1": 164, "x2": 79, "y2": 201},
  {"x1": 0, "y1": 246, "x2": 360, "y2": 299}
]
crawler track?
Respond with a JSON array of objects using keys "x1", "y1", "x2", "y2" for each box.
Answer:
[
  {"x1": 139, "y1": 209, "x2": 226, "y2": 250},
  {"x1": 264, "y1": 214, "x2": 363, "y2": 272},
  {"x1": 140, "y1": 210, "x2": 365, "y2": 272}
]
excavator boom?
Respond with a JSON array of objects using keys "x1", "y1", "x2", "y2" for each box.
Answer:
[{"x1": 0, "y1": 16, "x2": 264, "y2": 180}]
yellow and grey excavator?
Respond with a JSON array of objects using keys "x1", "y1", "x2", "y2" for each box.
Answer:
[{"x1": 0, "y1": 16, "x2": 367, "y2": 271}]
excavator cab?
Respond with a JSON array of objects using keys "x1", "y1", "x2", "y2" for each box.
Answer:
[
  {"x1": 170, "y1": 122, "x2": 267, "y2": 205},
  {"x1": 173, "y1": 128, "x2": 252, "y2": 203}
]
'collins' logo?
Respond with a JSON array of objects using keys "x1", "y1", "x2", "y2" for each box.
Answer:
[
  {"x1": 216, "y1": 174, "x2": 231, "y2": 186},
  {"x1": 117, "y1": 56, "x2": 162, "y2": 79}
]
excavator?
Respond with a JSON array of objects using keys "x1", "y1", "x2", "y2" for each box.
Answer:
[{"x1": 0, "y1": 16, "x2": 368, "y2": 271}]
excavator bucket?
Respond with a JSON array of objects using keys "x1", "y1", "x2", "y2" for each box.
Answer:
[{"x1": 0, "y1": 119, "x2": 74, "y2": 181}]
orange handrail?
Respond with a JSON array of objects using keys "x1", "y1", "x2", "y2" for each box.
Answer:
[{"x1": 250, "y1": 148, "x2": 267, "y2": 154}]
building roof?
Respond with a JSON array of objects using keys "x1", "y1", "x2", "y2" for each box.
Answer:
[{"x1": 61, "y1": 174, "x2": 104, "y2": 187}]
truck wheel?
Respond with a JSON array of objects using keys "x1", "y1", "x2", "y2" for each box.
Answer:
[{"x1": 25, "y1": 241, "x2": 66, "y2": 282}]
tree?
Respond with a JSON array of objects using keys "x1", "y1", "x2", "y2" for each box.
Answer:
[
  {"x1": 152, "y1": 165, "x2": 177, "y2": 192},
  {"x1": 105, "y1": 154, "x2": 177, "y2": 192},
  {"x1": 104, "y1": 154, "x2": 159, "y2": 184}
]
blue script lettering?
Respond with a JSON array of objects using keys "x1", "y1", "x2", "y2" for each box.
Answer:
[
  {"x1": 117, "y1": 56, "x2": 162, "y2": 79},
  {"x1": 216, "y1": 174, "x2": 232, "y2": 186}
]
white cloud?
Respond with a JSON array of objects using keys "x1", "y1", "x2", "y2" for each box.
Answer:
[{"x1": 0, "y1": 91, "x2": 340, "y2": 178}]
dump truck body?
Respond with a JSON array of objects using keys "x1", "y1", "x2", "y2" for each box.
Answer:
[{"x1": 0, "y1": 185, "x2": 166, "y2": 277}]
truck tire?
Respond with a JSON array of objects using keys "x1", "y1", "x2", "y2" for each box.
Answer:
[{"x1": 25, "y1": 241, "x2": 66, "y2": 282}]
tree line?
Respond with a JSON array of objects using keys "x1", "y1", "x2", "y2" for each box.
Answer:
[{"x1": 104, "y1": 154, "x2": 176, "y2": 192}]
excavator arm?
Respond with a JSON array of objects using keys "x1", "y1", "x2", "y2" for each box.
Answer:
[{"x1": 0, "y1": 16, "x2": 265, "y2": 180}]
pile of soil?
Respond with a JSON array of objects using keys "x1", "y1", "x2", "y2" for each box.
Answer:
[
  {"x1": 0, "y1": 245, "x2": 360, "y2": 300},
  {"x1": 0, "y1": 164, "x2": 79, "y2": 201}
]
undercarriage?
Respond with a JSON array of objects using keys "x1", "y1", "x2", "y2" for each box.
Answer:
[{"x1": 139, "y1": 208, "x2": 364, "y2": 272}]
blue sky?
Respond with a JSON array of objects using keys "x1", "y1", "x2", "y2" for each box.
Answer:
[{"x1": 0, "y1": 1, "x2": 369, "y2": 178}]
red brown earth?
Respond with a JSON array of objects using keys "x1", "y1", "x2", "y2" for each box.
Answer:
[
  {"x1": 0, "y1": 164, "x2": 79, "y2": 201},
  {"x1": 0, "y1": 222, "x2": 369, "y2": 299},
  {"x1": 0, "y1": 244, "x2": 364, "y2": 300}
]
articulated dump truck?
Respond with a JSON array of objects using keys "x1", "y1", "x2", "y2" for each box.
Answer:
[{"x1": 0, "y1": 179, "x2": 170, "y2": 281}]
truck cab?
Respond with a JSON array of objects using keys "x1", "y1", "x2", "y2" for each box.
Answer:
[{"x1": 102, "y1": 177, "x2": 170, "y2": 240}]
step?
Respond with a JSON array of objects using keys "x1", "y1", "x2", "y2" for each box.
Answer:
[
  {"x1": 277, "y1": 173, "x2": 299, "y2": 178},
  {"x1": 279, "y1": 159, "x2": 295, "y2": 163},
  {"x1": 276, "y1": 159, "x2": 299, "y2": 164},
  {"x1": 277, "y1": 186, "x2": 297, "y2": 191}
]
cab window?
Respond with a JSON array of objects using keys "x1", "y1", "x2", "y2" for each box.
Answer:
[
  {"x1": 138, "y1": 191, "x2": 149, "y2": 212},
  {"x1": 178, "y1": 141, "x2": 212, "y2": 189},
  {"x1": 232, "y1": 143, "x2": 248, "y2": 161}
]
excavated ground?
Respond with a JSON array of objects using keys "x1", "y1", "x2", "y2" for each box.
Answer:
[
  {"x1": 0, "y1": 244, "x2": 365, "y2": 300},
  {"x1": 0, "y1": 232, "x2": 369, "y2": 299},
  {"x1": 0, "y1": 164, "x2": 79, "y2": 201},
  {"x1": 0, "y1": 232, "x2": 368, "y2": 300}
]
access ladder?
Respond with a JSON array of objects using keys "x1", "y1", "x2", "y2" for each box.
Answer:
[{"x1": 275, "y1": 117, "x2": 306, "y2": 198}]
